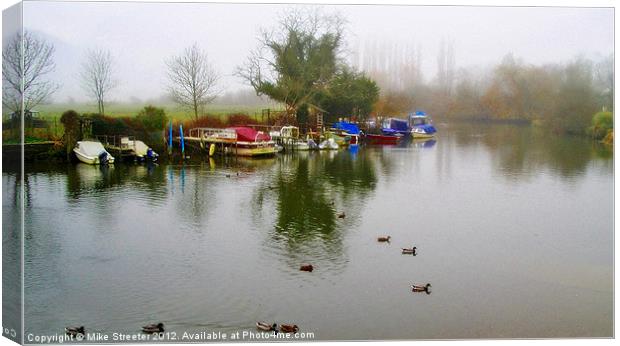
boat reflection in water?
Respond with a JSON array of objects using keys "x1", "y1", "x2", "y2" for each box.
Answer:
[{"x1": 411, "y1": 138, "x2": 437, "y2": 148}]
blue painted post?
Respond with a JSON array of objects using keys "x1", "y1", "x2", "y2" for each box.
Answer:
[
  {"x1": 179, "y1": 124, "x2": 185, "y2": 158},
  {"x1": 168, "y1": 120, "x2": 173, "y2": 155}
]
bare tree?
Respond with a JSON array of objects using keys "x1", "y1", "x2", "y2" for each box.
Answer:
[
  {"x1": 2, "y1": 31, "x2": 59, "y2": 114},
  {"x1": 79, "y1": 48, "x2": 117, "y2": 115},
  {"x1": 435, "y1": 39, "x2": 456, "y2": 96},
  {"x1": 166, "y1": 43, "x2": 219, "y2": 119}
]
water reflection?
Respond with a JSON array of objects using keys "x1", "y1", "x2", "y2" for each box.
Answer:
[
  {"x1": 253, "y1": 151, "x2": 379, "y2": 272},
  {"x1": 3, "y1": 122, "x2": 613, "y2": 340},
  {"x1": 448, "y1": 123, "x2": 612, "y2": 181},
  {"x1": 2, "y1": 170, "x2": 22, "y2": 343},
  {"x1": 412, "y1": 138, "x2": 437, "y2": 148},
  {"x1": 65, "y1": 163, "x2": 167, "y2": 201}
]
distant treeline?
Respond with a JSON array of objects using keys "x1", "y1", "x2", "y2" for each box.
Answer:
[{"x1": 364, "y1": 50, "x2": 613, "y2": 136}]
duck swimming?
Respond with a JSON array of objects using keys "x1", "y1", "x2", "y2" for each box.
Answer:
[
  {"x1": 411, "y1": 283, "x2": 431, "y2": 294},
  {"x1": 279, "y1": 324, "x2": 299, "y2": 333},
  {"x1": 377, "y1": 236, "x2": 391, "y2": 242},
  {"x1": 65, "y1": 326, "x2": 85, "y2": 337},
  {"x1": 256, "y1": 322, "x2": 277, "y2": 332},
  {"x1": 402, "y1": 247, "x2": 417, "y2": 255},
  {"x1": 299, "y1": 264, "x2": 314, "y2": 272},
  {"x1": 337, "y1": 212, "x2": 345, "y2": 219},
  {"x1": 142, "y1": 323, "x2": 164, "y2": 334}
]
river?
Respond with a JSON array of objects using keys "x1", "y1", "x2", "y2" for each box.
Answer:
[{"x1": 3, "y1": 123, "x2": 613, "y2": 341}]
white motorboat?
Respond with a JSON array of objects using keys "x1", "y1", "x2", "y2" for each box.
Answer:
[
  {"x1": 121, "y1": 137, "x2": 158, "y2": 160},
  {"x1": 295, "y1": 138, "x2": 319, "y2": 150},
  {"x1": 73, "y1": 141, "x2": 115, "y2": 165},
  {"x1": 319, "y1": 138, "x2": 339, "y2": 150}
]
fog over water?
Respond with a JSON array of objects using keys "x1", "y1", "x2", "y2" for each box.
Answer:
[{"x1": 15, "y1": 1, "x2": 613, "y2": 104}]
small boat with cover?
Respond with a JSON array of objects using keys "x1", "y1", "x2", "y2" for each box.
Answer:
[
  {"x1": 381, "y1": 118, "x2": 410, "y2": 136},
  {"x1": 332, "y1": 121, "x2": 362, "y2": 145},
  {"x1": 121, "y1": 137, "x2": 158, "y2": 161},
  {"x1": 73, "y1": 141, "x2": 115, "y2": 165},
  {"x1": 226, "y1": 127, "x2": 277, "y2": 156},
  {"x1": 409, "y1": 111, "x2": 437, "y2": 138},
  {"x1": 186, "y1": 127, "x2": 277, "y2": 157}
]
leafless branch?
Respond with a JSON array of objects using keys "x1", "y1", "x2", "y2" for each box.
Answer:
[
  {"x1": 166, "y1": 43, "x2": 220, "y2": 119},
  {"x1": 79, "y1": 48, "x2": 118, "y2": 115},
  {"x1": 2, "y1": 31, "x2": 59, "y2": 114}
]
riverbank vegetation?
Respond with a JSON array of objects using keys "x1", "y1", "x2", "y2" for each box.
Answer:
[{"x1": 588, "y1": 111, "x2": 613, "y2": 142}]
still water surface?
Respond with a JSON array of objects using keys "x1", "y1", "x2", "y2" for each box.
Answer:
[{"x1": 4, "y1": 123, "x2": 613, "y2": 340}]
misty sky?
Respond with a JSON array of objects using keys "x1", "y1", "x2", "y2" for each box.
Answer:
[{"x1": 15, "y1": 1, "x2": 614, "y2": 103}]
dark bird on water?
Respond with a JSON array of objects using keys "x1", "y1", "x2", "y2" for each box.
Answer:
[
  {"x1": 279, "y1": 324, "x2": 299, "y2": 333},
  {"x1": 411, "y1": 283, "x2": 432, "y2": 294},
  {"x1": 299, "y1": 264, "x2": 314, "y2": 272},
  {"x1": 402, "y1": 246, "x2": 417, "y2": 255},
  {"x1": 142, "y1": 323, "x2": 165, "y2": 334},
  {"x1": 337, "y1": 212, "x2": 345, "y2": 218},
  {"x1": 256, "y1": 322, "x2": 277, "y2": 332},
  {"x1": 65, "y1": 326, "x2": 85, "y2": 337},
  {"x1": 377, "y1": 236, "x2": 391, "y2": 242}
]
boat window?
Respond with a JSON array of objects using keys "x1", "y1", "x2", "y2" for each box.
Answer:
[{"x1": 411, "y1": 118, "x2": 427, "y2": 126}]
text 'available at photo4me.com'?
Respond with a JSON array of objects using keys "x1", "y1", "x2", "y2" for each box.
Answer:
[{"x1": 23, "y1": 330, "x2": 316, "y2": 343}]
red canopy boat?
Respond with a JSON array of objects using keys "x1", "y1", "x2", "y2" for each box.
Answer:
[
  {"x1": 225, "y1": 126, "x2": 276, "y2": 156},
  {"x1": 228, "y1": 126, "x2": 271, "y2": 142}
]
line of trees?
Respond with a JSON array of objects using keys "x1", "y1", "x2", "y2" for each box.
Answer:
[
  {"x1": 2, "y1": 31, "x2": 223, "y2": 121},
  {"x1": 452, "y1": 54, "x2": 613, "y2": 135},
  {"x1": 361, "y1": 39, "x2": 613, "y2": 135}
]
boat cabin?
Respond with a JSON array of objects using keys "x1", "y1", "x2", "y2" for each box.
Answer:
[{"x1": 408, "y1": 111, "x2": 432, "y2": 127}]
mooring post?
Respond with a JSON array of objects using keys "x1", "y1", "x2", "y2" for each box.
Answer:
[
  {"x1": 179, "y1": 124, "x2": 185, "y2": 160},
  {"x1": 168, "y1": 120, "x2": 173, "y2": 156}
]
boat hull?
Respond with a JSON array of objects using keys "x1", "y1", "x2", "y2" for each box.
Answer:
[
  {"x1": 223, "y1": 142, "x2": 277, "y2": 157},
  {"x1": 293, "y1": 141, "x2": 311, "y2": 151},
  {"x1": 365, "y1": 134, "x2": 402, "y2": 145},
  {"x1": 411, "y1": 132, "x2": 436, "y2": 139}
]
